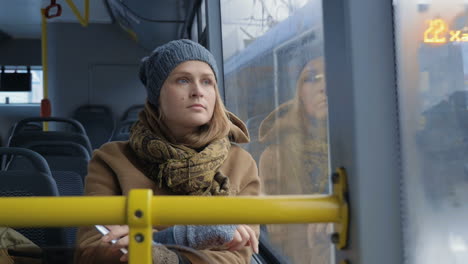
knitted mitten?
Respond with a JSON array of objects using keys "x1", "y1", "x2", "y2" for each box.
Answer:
[{"x1": 153, "y1": 225, "x2": 237, "y2": 249}]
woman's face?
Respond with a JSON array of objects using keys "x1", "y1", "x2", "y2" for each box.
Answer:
[
  {"x1": 159, "y1": 60, "x2": 217, "y2": 134},
  {"x1": 298, "y1": 58, "x2": 327, "y2": 120}
]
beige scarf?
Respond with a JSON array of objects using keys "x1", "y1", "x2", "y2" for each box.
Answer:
[{"x1": 129, "y1": 107, "x2": 231, "y2": 196}]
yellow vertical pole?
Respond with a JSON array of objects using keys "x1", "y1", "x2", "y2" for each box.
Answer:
[
  {"x1": 41, "y1": 9, "x2": 49, "y2": 131},
  {"x1": 84, "y1": 0, "x2": 89, "y2": 24},
  {"x1": 128, "y1": 189, "x2": 153, "y2": 264}
]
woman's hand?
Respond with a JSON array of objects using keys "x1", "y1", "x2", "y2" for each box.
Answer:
[
  {"x1": 224, "y1": 225, "x2": 259, "y2": 254},
  {"x1": 101, "y1": 225, "x2": 129, "y2": 262}
]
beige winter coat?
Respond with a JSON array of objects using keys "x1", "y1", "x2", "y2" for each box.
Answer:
[
  {"x1": 75, "y1": 117, "x2": 261, "y2": 264},
  {"x1": 0, "y1": 227, "x2": 41, "y2": 264}
]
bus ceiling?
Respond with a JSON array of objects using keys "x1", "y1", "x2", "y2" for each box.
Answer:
[
  {"x1": 106, "y1": 0, "x2": 194, "y2": 50},
  {"x1": 0, "y1": 0, "x2": 111, "y2": 39},
  {"x1": 0, "y1": 0, "x2": 196, "y2": 51}
]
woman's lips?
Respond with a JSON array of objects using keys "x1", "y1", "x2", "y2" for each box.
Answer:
[{"x1": 188, "y1": 104, "x2": 205, "y2": 109}]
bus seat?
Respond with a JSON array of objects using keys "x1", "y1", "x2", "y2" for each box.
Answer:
[
  {"x1": 110, "y1": 104, "x2": 143, "y2": 141},
  {"x1": 17, "y1": 141, "x2": 89, "y2": 181},
  {"x1": 7, "y1": 155, "x2": 85, "y2": 196},
  {"x1": 6, "y1": 122, "x2": 42, "y2": 139},
  {"x1": 21, "y1": 141, "x2": 90, "y2": 158},
  {"x1": 0, "y1": 147, "x2": 66, "y2": 248},
  {"x1": 109, "y1": 104, "x2": 144, "y2": 142},
  {"x1": 50, "y1": 171, "x2": 84, "y2": 196},
  {"x1": 48, "y1": 171, "x2": 83, "y2": 247},
  {"x1": 8, "y1": 142, "x2": 87, "y2": 197},
  {"x1": 73, "y1": 105, "x2": 115, "y2": 149},
  {"x1": 7, "y1": 117, "x2": 93, "y2": 156},
  {"x1": 121, "y1": 104, "x2": 144, "y2": 122},
  {"x1": 111, "y1": 120, "x2": 135, "y2": 141},
  {"x1": 6, "y1": 150, "x2": 84, "y2": 247}
]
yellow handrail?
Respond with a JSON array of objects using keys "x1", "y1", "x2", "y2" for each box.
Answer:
[
  {"x1": 0, "y1": 169, "x2": 349, "y2": 263},
  {"x1": 0, "y1": 196, "x2": 126, "y2": 226},
  {"x1": 0, "y1": 195, "x2": 341, "y2": 264},
  {"x1": 0, "y1": 195, "x2": 338, "y2": 227},
  {"x1": 65, "y1": 0, "x2": 89, "y2": 27}
]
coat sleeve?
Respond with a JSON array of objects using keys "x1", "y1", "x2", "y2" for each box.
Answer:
[
  {"x1": 180, "y1": 151, "x2": 262, "y2": 264},
  {"x1": 74, "y1": 150, "x2": 124, "y2": 264},
  {"x1": 258, "y1": 145, "x2": 280, "y2": 195}
]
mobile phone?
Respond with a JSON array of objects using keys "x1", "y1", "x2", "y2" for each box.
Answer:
[{"x1": 95, "y1": 225, "x2": 128, "y2": 254}]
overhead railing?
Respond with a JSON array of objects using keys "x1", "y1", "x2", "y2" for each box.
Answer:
[
  {"x1": 0, "y1": 168, "x2": 349, "y2": 263},
  {"x1": 64, "y1": 0, "x2": 89, "y2": 27}
]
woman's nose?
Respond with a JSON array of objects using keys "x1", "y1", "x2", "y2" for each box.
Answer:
[
  {"x1": 190, "y1": 82, "x2": 204, "y2": 97},
  {"x1": 320, "y1": 86, "x2": 327, "y2": 95}
]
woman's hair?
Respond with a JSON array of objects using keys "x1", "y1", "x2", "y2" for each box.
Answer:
[
  {"x1": 294, "y1": 60, "x2": 313, "y2": 115},
  {"x1": 156, "y1": 82, "x2": 230, "y2": 148}
]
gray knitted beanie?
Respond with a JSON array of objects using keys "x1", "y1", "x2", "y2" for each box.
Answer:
[{"x1": 139, "y1": 39, "x2": 219, "y2": 107}]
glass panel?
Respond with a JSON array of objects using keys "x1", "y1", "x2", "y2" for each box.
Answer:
[
  {"x1": 201, "y1": 0, "x2": 206, "y2": 30},
  {"x1": 191, "y1": 13, "x2": 198, "y2": 42},
  {"x1": 221, "y1": 0, "x2": 331, "y2": 263},
  {"x1": 394, "y1": 1, "x2": 468, "y2": 263}
]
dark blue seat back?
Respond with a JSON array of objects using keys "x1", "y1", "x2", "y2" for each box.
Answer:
[
  {"x1": 110, "y1": 104, "x2": 143, "y2": 141},
  {"x1": 50, "y1": 171, "x2": 83, "y2": 246},
  {"x1": 8, "y1": 156, "x2": 85, "y2": 196},
  {"x1": 121, "y1": 104, "x2": 144, "y2": 122},
  {"x1": 12, "y1": 141, "x2": 90, "y2": 181},
  {"x1": 0, "y1": 147, "x2": 66, "y2": 247},
  {"x1": 6, "y1": 142, "x2": 87, "y2": 248},
  {"x1": 51, "y1": 171, "x2": 84, "y2": 196},
  {"x1": 8, "y1": 161, "x2": 84, "y2": 248},
  {"x1": 73, "y1": 105, "x2": 115, "y2": 149},
  {"x1": 8, "y1": 117, "x2": 92, "y2": 156},
  {"x1": 111, "y1": 120, "x2": 135, "y2": 141}
]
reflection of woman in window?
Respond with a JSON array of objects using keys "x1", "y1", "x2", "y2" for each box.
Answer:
[{"x1": 258, "y1": 57, "x2": 330, "y2": 264}]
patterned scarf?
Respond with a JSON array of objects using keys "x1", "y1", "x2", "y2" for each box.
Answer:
[{"x1": 129, "y1": 107, "x2": 231, "y2": 196}]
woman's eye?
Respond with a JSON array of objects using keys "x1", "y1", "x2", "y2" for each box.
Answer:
[
  {"x1": 177, "y1": 78, "x2": 189, "y2": 84},
  {"x1": 304, "y1": 74, "x2": 324, "y2": 83},
  {"x1": 202, "y1": 79, "x2": 213, "y2": 85}
]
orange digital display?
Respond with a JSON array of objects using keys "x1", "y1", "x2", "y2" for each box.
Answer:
[{"x1": 424, "y1": 18, "x2": 468, "y2": 43}]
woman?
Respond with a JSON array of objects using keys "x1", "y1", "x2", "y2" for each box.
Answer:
[
  {"x1": 75, "y1": 39, "x2": 261, "y2": 264},
  {"x1": 258, "y1": 57, "x2": 330, "y2": 264}
]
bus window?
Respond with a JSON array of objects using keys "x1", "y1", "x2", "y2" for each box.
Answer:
[
  {"x1": 395, "y1": 1, "x2": 468, "y2": 263},
  {"x1": 0, "y1": 66, "x2": 42, "y2": 104},
  {"x1": 221, "y1": 1, "x2": 332, "y2": 263}
]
